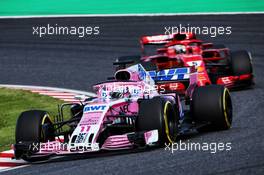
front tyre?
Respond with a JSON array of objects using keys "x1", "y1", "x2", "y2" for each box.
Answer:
[
  {"x1": 15, "y1": 110, "x2": 54, "y2": 161},
  {"x1": 191, "y1": 85, "x2": 232, "y2": 130},
  {"x1": 230, "y1": 50, "x2": 253, "y2": 76},
  {"x1": 136, "y1": 97, "x2": 179, "y2": 146}
]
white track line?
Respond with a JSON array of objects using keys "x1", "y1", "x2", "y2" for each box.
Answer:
[
  {"x1": 0, "y1": 84, "x2": 96, "y2": 97},
  {"x1": 1, "y1": 150, "x2": 14, "y2": 154},
  {"x1": 31, "y1": 92, "x2": 77, "y2": 96},
  {"x1": 0, "y1": 165, "x2": 29, "y2": 173},
  {"x1": 0, "y1": 11, "x2": 263, "y2": 19},
  {"x1": 0, "y1": 158, "x2": 26, "y2": 164}
]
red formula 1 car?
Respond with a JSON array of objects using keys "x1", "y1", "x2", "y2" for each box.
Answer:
[{"x1": 138, "y1": 32, "x2": 254, "y2": 90}]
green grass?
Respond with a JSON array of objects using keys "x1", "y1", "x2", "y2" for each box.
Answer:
[{"x1": 0, "y1": 88, "x2": 64, "y2": 152}]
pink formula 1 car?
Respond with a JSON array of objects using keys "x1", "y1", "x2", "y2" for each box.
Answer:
[{"x1": 14, "y1": 64, "x2": 232, "y2": 162}]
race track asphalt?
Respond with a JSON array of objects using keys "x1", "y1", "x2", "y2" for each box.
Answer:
[{"x1": 0, "y1": 14, "x2": 263, "y2": 175}]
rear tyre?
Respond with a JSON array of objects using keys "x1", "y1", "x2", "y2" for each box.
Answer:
[
  {"x1": 136, "y1": 97, "x2": 179, "y2": 146},
  {"x1": 191, "y1": 85, "x2": 232, "y2": 130},
  {"x1": 15, "y1": 110, "x2": 55, "y2": 161}
]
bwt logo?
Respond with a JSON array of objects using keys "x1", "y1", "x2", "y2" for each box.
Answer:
[
  {"x1": 148, "y1": 68, "x2": 189, "y2": 81},
  {"x1": 84, "y1": 105, "x2": 107, "y2": 112}
]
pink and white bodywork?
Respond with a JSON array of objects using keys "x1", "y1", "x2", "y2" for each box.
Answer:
[{"x1": 31, "y1": 64, "x2": 168, "y2": 156}]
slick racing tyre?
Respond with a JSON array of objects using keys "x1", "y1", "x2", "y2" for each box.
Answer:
[
  {"x1": 16, "y1": 110, "x2": 55, "y2": 161},
  {"x1": 191, "y1": 85, "x2": 232, "y2": 130},
  {"x1": 136, "y1": 97, "x2": 179, "y2": 146},
  {"x1": 230, "y1": 50, "x2": 253, "y2": 76},
  {"x1": 16, "y1": 110, "x2": 54, "y2": 143}
]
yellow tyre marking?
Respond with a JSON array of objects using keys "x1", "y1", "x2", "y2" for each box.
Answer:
[
  {"x1": 163, "y1": 101, "x2": 174, "y2": 143},
  {"x1": 41, "y1": 114, "x2": 51, "y2": 140},
  {"x1": 223, "y1": 88, "x2": 231, "y2": 128},
  {"x1": 41, "y1": 114, "x2": 50, "y2": 125}
]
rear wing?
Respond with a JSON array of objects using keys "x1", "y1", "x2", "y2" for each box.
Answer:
[
  {"x1": 140, "y1": 33, "x2": 197, "y2": 54},
  {"x1": 140, "y1": 34, "x2": 173, "y2": 55},
  {"x1": 140, "y1": 34, "x2": 174, "y2": 45}
]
